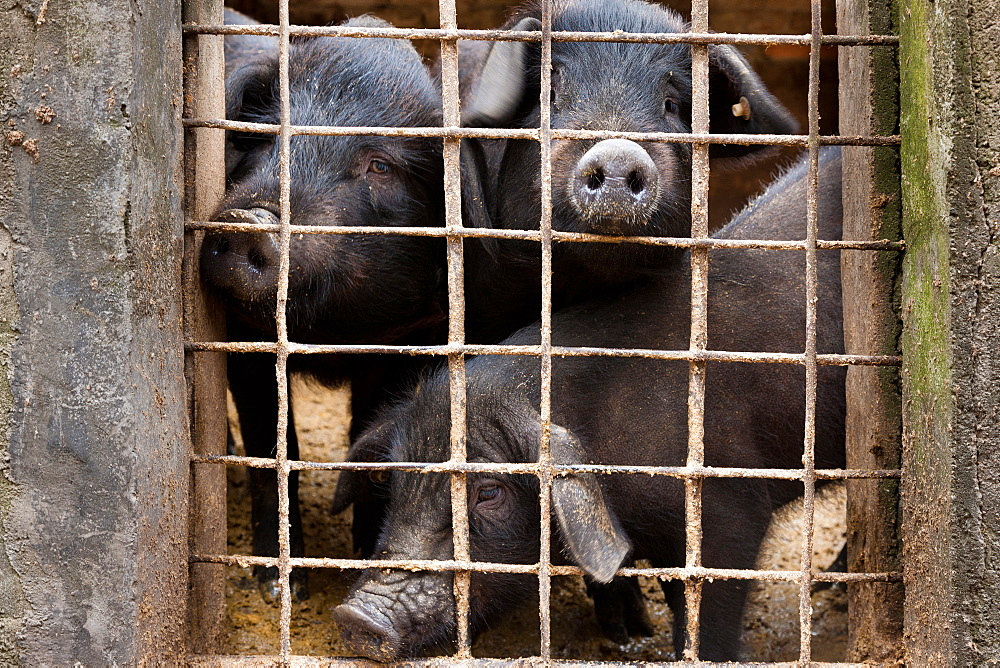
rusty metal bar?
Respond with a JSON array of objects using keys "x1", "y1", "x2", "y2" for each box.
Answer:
[
  {"x1": 188, "y1": 657, "x2": 890, "y2": 668},
  {"x1": 183, "y1": 221, "x2": 904, "y2": 251},
  {"x1": 797, "y1": 0, "x2": 824, "y2": 660},
  {"x1": 184, "y1": 341, "x2": 902, "y2": 368},
  {"x1": 275, "y1": 0, "x2": 294, "y2": 659},
  {"x1": 537, "y1": 0, "x2": 556, "y2": 659},
  {"x1": 187, "y1": 554, "x2": 902, "y2": 584},
  {"x1": 181, "y1": 117, "x2": 901, "y2": 147},
  {"x1": 682, "y1": 0, "x2": 711, "y2": 660},
  {"x1": 438, "y1": 0, "x2": 472, "y2": 658},
  {"x1": 181, "y1": 21, "x2": 899, "y2": 46},
  {"x1": 189, "y1": 455, "x2": 903, "y2": 480}
]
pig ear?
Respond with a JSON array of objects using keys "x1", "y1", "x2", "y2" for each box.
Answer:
[
  {"x1": 462, "y1": 17, "x2": 542, "y2": 127},
  {"x1": 225, "y1": 59, "x2": 278, "y2": 175},
  {"x1": 331, "y1": 422, "x2": 392, "y2": 516},
  {"x1": 707, "y1": 44, "x2": 799, "y2": 165},
  {"x1": 548, "y1": 424, "x2": 631, "y2": 584},
  {"x1": 459, "y1": 138, "x2": 499, "y2": 257},
  {"x1": 226, "y1": 59, "x2": 278, "y2": 125}
]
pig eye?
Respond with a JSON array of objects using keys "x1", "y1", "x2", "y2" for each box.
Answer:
[
  {"x1": 663, "y1": 97, "x2": 680, "y2": 116},
  {"x1": 367, "y1": 158, "x2": 392, "y2": 175},
  {"x1": 478, "y1": 486, "x2": 500, "y2": 503},
  {"x1": 473, "y1": 481, "x2": 505, "y2": 511},
  {"x1": 368, "y1": 470, "x2": 389, "y2": 484}
]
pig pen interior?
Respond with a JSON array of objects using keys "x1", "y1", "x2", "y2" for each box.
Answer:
[
  {"x1": 213, "y1": 0, "x2": 851, "y2": 660},
  {"x1": 225, "y1": 379, "x2": 848, "y2": 661}
]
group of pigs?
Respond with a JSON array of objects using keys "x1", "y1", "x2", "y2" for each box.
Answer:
[{"x1": 201, "y1": 0, "x2": 847, "y2": 661}]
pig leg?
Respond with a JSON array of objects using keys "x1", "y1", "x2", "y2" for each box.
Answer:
[
  {"x1": 659, "y1": 482, "x2": 772, "y2": 660},
  {"x1": 227, "y1": 336, "x2": 308, "y2": 601},
  {"x1": 659, "y1": 577, "x2": 686, "y2": 659},
  {"x1": 658, "y1": 575, "x2": 749, "y2": 660},
  {"x1": 585, "y1": 575, "x2": 654, "y2": 644}
]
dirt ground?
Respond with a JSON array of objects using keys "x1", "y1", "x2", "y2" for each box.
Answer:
[{"x1": 225, "y1": 379, "x2": 847, "y2": 661}]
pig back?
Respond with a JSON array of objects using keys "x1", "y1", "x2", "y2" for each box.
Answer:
[{"x1": 496, "y1": 149, "x2": 845, "y2": 524}]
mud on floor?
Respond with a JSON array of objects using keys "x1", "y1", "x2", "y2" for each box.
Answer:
[{"x1": 225, "y1": 380, "x2": 847, "y2": 661}]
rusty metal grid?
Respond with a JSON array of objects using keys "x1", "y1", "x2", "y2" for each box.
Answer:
[{"x1": 182, "y1": 0, "x2": 903, "y2": 663}]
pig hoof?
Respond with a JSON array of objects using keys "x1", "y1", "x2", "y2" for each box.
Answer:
[
  {"x1": 255, "y1": 568, "x2": 310, "y2": 603},
  {"x1": 292, "y1": 573, "x2": 310, "y2": 602},
  {"x1": 258, "y1": 577, "x2": 281, "y2": 604}
]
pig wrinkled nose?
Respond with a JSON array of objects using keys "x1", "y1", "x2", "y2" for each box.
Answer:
[
  {"x1": 572, "y1": 139, "x2": 659, "y2": 228},
  {"x1": 333, "y1": 602, "x2": 401, "y2": 662}
]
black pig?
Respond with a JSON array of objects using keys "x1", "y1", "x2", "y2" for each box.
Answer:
[
  {"x1": 332, "y1": 148, "x2": 845, "y2": 661},
  {"x1": 223, "y1": 8, "x2": 277, "y2": 74},
  {"x1": 201, "y1": 14, "x2": 446, "y2": 600},
  {"x1": 457, "y1": 0, "x2": 798, "y2": 340},
  {"x1": 339, "y1": 0, "x2": 798, "y2": 632}
]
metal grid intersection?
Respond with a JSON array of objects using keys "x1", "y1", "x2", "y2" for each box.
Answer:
[{"x1": 182, "y1": 0, "x2": 903, "y2": 663}]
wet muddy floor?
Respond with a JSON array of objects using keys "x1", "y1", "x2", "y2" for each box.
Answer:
[{"x1": 225, "y1": 379, "x2": 847, "y2": 661}]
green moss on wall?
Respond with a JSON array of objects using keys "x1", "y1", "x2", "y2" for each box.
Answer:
[{"x1": 898, "y1": 0, "x2": 953, "y2": 460}]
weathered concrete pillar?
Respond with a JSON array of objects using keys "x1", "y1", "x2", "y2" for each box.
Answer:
[
  {"x1": 899, "y1": 0, "x2": 1000, "y2": 662},
  {"x1": 0, "y1": 0, "x2": 188, "y2": 663}
]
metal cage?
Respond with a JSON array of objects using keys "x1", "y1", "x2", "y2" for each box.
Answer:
[{"x1": 181, "y1": 0, "x2": 903, "y2": 662}]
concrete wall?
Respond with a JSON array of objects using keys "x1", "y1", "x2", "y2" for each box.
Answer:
[
  {"x1": 899, "y1": 0, "x2": 1000, "y2": 662},
  {"x1": 0, "y1": 0, "x2": 188, "y2": 663}
]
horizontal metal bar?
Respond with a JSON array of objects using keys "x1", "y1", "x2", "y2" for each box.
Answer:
[
  {"x1": 188, "y1": 552, "x2": 902, "y2": 584},
  {"x1": 181, "y1": 117, "x2": 901, "y2": 147},
  {"x1": 191, "y1": 453, "x2": 900, "y2": 480},
  {"x1": 181, "y1": 22, "x2": 899, "y2": 46},
  {"x1": 183, "y1": 117, "x2": 538, "y2": 140},
  {"x1": 551, "y1": 129, "x2": 900, "y2": 146},
  {"x1": 184, "y1": 219, "x2": 905, "y2": 252},
  {"x1": 187, "y1": 656, "x2": 885, "y2": 667},
  {"x1": 183, "y1": 340, "x2": 902, "y2": 367}
]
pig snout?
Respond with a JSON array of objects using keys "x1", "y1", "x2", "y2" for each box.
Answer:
[
  {"x1": 571, "y1": 139, "x2": 660, "y2": 233},
  {"x1": 334, "y1": 570, "x2": 454, "y2": 661},
  {"x1": 201, "y1": 207, "x2": 281, "y2": 301},
  {"x1": 333, "y1": 602, "x2": 401, "y2": 662}
]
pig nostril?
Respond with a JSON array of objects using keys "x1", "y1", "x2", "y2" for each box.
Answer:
[
  {"x1": 627, "y1": 170, "x2": 645, "y2": 196},
  {"x1": 212, "y1": 237, "x2": 230, "y2": 256},
  {"x1": 586, "y1": 169, "x2": 605, "y2": 192},
  {"x1": 247, "y1": 247, "x2": 270, "y2": 273}
]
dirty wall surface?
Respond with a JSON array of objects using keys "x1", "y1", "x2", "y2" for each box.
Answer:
[
  {"x1": 899, "y1": 0, "x2": 1000, "y2": 662},
  {"x1": 0, "y1": 0, "x2": 187, "y2": 663}
]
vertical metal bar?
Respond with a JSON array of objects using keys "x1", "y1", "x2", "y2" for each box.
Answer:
[
  {"x1": 275, "y1": 0, "x2": 293, "y2": 659},
  {"x1": 537, "y1": 0, "x2": 555, "y2": 661},
  {"x1": 538, "y1": 0, "x2": 552, "y2": 661},
  {"x1": 439, "y1": 0, "x2": 472, "y2": 658},
  {"x1": 798, "y1": 0, "x2": 823, "y2": 661},
  {"x1": 684, "y1": 0, "x2": 710, "y2": 661}
]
